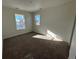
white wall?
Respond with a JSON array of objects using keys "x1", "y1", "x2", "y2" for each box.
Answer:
[
  {"x1": 68, "y1": 27, "x2": 76, "y2": 59},
  {"x1": 33, "y1": 1, "x2": 75, "y2": 43},
  {"x1": 2, "y1": 6, "x2": 32, "y2": 39}
]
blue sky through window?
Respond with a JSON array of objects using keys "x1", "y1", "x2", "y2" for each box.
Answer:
[
  {"x1": 15, "y1": 14, "x2": 25, "y2": 30},
  {"x1": 35, "y1": 15, "x2": 40, "y2": 25}
]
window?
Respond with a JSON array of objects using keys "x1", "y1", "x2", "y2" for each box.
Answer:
[
  {"x1": 15, "y1": 14, "x2": 25, "y2": 30},
  {"x1": 35, "y1": 15, "x2": 40, "y2": 25}
]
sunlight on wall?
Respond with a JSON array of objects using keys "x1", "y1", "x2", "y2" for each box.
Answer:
[
  {"x1": 46, "y1": 29, "x2": 63, "y2": 41},
  {"x1": 32, "y1": 29, "x2": 63, "y2": 41},
  {"x1": 46, "y1": 29, "x2": 56, "y2": 38}
]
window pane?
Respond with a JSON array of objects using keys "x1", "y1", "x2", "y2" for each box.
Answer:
[
  {"x1": 35, "y1": 15, "x2": 40, "y2": 25},
  {"x1": 15, "y1": 14, "x2": 25, "y2": 30}
]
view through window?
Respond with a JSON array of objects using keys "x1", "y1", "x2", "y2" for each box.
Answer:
[
  {"x1": 35, "y1": 15, "x2": 40, "y2": 25},
  {"x1": 15, "y1": 14, "x2": 25, "y2": 30}
]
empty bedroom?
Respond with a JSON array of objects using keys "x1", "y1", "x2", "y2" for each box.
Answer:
[{"x1": 2, "y1": 0, "x2": 76, "y2": 59}]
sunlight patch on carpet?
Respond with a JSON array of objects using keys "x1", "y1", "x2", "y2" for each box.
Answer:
[{"x1": 33, "y1": 29, "x2": 63, "y2": 41}]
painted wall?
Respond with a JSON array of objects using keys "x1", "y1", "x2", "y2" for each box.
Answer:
[
  {"x1": 2, "y1": 6, "x2": 32, "y2": 39},
  {"x1": 68, "y1": 27, "x2": 76, "y2": 59},
  {"x1": 33, "y1": 1, "x2": 75, "y2": 43}
]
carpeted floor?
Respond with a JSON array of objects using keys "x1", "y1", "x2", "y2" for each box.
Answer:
[{"x1": 3, "y1": 32, "x2": 70, "y2": 59}]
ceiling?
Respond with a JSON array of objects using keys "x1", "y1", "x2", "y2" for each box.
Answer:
[{"x1": 2, "y1": 0, "x2": 73, "y2": 12}]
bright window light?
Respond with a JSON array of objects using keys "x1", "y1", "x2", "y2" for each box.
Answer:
[
  {"x1": 35, "y1": 15, "x2": 40, "y2": 25},
  {"x1": 32, "y1": 29, "x2": 63, "y2": 41},
  {"x1": 32, "y1": 35, "x2": 53, "y2": 40},
  {"x1": 46, "y1": 29, "x2": 56, "y2": 38},
  {"x1": 15, "y1": 14, "x2": 25, "y2": 30},
  {"x1": 46, "y1": 29, "x2": 63, "y2": 41}
]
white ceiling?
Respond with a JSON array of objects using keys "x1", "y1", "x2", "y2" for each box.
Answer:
[{"x1": 2, "y1": 0, "x2": 73, "y2": 12}]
